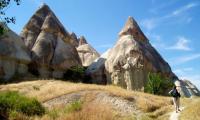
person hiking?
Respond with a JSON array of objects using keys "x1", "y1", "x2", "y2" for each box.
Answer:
[{"x1": 169, "y1": 86, "x2": 181, "y2": 113}]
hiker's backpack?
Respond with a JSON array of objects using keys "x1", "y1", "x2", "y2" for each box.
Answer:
[{"x1": 168, "y1": 88, "x2": 177, "y2": 97}]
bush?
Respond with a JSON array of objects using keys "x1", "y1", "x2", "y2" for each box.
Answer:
[
  {"x1": 144, "y1": 72, "x2": 173, "y2": 95},
  {"x1": 65, "y1": 100, "x2": 82, "y2": 113},
  {"x1": 64, "y1": 66, "x2": 87, "y2": 82},
  {"x1": 0, "y1": 91, "x2": 45, "y2": 119}
]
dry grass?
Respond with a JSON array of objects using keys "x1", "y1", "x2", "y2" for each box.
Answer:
[
  {"x1": 180, "y1": 98, "x2": 200, "y2": 120},
  {"x1": 61, "y1": 103, "x2": 115, "y2": 120},
  {"x1": 135, "y1": 93, "x2": 172, "y2": 112},
  {"x1": 146, "y1": 105, "x2": 173, "y2": 120},
  {"x1": 40, "y1": 92, "x2": 120, "y2": 120},
  {"x1": 0, "y1": 80, "x2": 173, "y2": 120}
]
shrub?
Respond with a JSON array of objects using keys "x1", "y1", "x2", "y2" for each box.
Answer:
[
  {"x1": 0, "y1": 91, "x2": 45, "y2": 119},
  {"x1": 64, "y1": 100, "x2": 82, "y2": 113},
  {"x1": 64, "y1": 66, "x2": 87, "y2": 82},
  {"x1": 144, "y1": 72, "x2": 173, "y2": 95}
]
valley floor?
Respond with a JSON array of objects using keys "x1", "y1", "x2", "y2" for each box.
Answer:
[{"x1": 0, "y1": 80, "x2": 199, "y2": 120}]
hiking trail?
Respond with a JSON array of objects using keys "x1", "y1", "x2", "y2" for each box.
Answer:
[{"x1": 169, "y1": 107, "x2": 184, "y2": 120}]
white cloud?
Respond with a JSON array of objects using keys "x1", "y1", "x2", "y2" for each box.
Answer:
[
  {"x1": 171, "y1": 54, "x2": 200, "y2": 65},
  {"x1": 142, "y1": 2, "x2": 198, "y2": 31},
  {"x1": 149, "y1": 0, "x2": 179, "y2": 14},
  {"x1": 167, "y1": 36, "x2": 191, "y2": 51},
  {"x1": 172, "y1": 3, "x2": 198, "y2": 16}
]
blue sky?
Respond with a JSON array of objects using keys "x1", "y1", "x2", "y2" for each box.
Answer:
[{"x1": 6, "y1": 0, "x2": 200, "y2": 89}]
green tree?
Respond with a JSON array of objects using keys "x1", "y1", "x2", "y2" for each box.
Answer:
[
  {"x1": 144, "y1": 72, "x2": 173, "y2": 95},
  {"x1": 0, "y1": 0, "x2": 21, "y2": 36}
]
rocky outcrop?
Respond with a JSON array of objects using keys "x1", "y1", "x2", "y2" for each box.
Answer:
[
  {"x1": 76, "y1": 37, "x2": 100, "y2": 66},
  {"x1": 0, "y1": 25, "x2": 31, "y2": 80},
  {"x1": 78, "y1": 36, "x2": 87, "y2": 46},
  {"x1": 70, "y1": 32, "x2": 79, "y2": 47},
  {"x1": 104, "y1": 17, "x2": 177, "y2": 91},
  {"x1": 175, "y1": 80, "x2": 200, "y2": 97},
  {"x1": 20, "y1": 4, "x2": 81, "y2": 78},
  {"x1": 86, "y1": 49, "x2": 111, "y2": 84}
]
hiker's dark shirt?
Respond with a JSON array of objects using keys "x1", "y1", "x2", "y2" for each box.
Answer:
[{"x1": 174, "y1": 89, "x2": 181, "y2": 98}]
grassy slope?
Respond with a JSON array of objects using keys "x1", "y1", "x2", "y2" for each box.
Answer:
[
  {"x1": 0, "y1": 80, "x2": 174, "y2": 120},
  {"x1": 180, "y1": 97, "x2": 200, "y2": 120}
]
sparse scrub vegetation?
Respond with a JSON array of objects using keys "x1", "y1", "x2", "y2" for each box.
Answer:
[
  {"x1": 33, "y1": 85, "x2": 40, "y2": 91},
  {"x1": 65, "y1": 100, "x2": 82, "y2": 113},
  {"x1": 0, "y1": 91, "x2": 45, "y2": 119}
]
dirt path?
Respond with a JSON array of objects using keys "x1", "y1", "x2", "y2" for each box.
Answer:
[
  {"x1": 169, "y1": 111, "x2": 180, "y2": 120},
  {"x1": 169, "y1": 107, "x2": 184, "y2": 120}
]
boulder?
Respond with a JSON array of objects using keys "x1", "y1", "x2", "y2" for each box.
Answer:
[
  {"x1": 77, "y1": 37, "x2": 100, "y2": 66},
  {"x1": 105, "y1": 17, "x2": 177, "y2": 91},
  {"x1": 20, "y1": 4, "x2": 81, "y2": 78},
  {"x1": 0, "y1": 25, "x2": 31, "y2": 80}
]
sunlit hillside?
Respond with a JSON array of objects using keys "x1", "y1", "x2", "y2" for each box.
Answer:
[{"x1": 0, "y1": 80, "x2": 175, "y2": 120}]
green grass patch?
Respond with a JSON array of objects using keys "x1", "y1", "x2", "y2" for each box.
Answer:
[
  {"x1": 64, "y1": 100, "x2": 83, "y2": 113},
  {"x1": 0, "y1": 91, "x2": 45, "y2": 119}
]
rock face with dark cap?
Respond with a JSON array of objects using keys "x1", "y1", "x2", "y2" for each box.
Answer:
[
  {"x1": 20, "y1": 4, "x2": 81, "y2": 78},
  {"x1": 70, "y1": 32, "x2": 79, "y2": 47},
  {"x1": 0, "y1": 25, "x2": 31, "y2": 80},
  {"x1": 104, "y1": 17, "x2": 177, "y2": 91},
  {"x1": 78, "y1": 36, "x2": 87, "y2": 46},
  {"x1": 76, "y1": 36, "x2": 100, "y2": 66},
  {"x1": 119, "y1": 16, "x2": 148, "y2": 43}
]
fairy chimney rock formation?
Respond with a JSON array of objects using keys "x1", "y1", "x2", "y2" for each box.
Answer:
[
  {"x1": 20, "y1": 4, "x2": 81, "y2": 78},
  {"x1": 77, "y1": 37, "x2": 100, "y2": 66},
  {"x1": 70, "y1": 32, "x2": 79, "y2": 47},
  {"x1": 105, "y1": 16, "x2": 177, "y2": 91},
  {"x1": 0, "y1": 25, "x2": 31, "y2": 80},
  {"x1": 78, "y1": 36, "x2": 88, "y2": 46},
  {"x1": 86, "y1": 49, "x2": 111, "y2": 84},
  {"x1": 119, "y1": 16, "x2": 148, "y2": 43}
]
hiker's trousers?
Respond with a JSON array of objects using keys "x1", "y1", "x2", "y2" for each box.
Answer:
[{"x1": 172, "y1": 97, "x2": 180, "y2": 111}]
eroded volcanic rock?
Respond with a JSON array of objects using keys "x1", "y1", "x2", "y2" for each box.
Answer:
[
  {"x1": 76, "y1": 36, "x2": 100, "y2": 66},
  {"x1": 20, "y1": 4, "x2": 81, "y2": 78},
  {"x1": 70, "y1": 32, "x2": 79, "y2": 47},
  {"x1": 0, "y1": 25, "x2": 31, "y2": 80},
  {"x1": 86, "y1": 49, "x2": 111, "y2": 84},
  {"x1": 104, "y1": 17, "x2": 177, "y2": 91}
]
